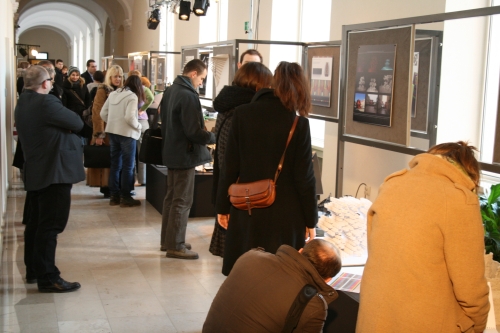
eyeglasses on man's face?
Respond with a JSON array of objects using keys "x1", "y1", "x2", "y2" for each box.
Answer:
[{"x1": 40, "y1": 78, "x2": 53, "y2": 85}]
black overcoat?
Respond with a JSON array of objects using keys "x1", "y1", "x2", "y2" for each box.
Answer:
[
  {"x1": 216, "y1": 88, "x2": 317, "y2": 276},
  {"x1": 15, "y1": 90, "x2": 85, "y2": 191}
]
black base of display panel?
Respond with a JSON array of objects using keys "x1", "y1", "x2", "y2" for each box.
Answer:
[{"x1": 146, "y1": 164, "x2": 215, "y2": 218}]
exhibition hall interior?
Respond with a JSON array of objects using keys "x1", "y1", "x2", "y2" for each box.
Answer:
[{"x1": 1, "y1": 0, "x2": 500, "y2": 332}]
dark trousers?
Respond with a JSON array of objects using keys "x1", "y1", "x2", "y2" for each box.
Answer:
[
  {"x1": 160, "y1": 168, "x2": 195, "y2": 251},
  {"x1": 109, "y1": 133, "x2": 136, "y2": 197},
  {"x1": 24, "y1": 184, "x2": 72, "y2": 282}
]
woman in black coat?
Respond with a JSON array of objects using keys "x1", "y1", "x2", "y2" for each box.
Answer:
[
  {"x1": 209, "y1": 62, "x2": 273, "y2": 257},
  {"x1": 216, "y1": 62, "x2": 317, "y2": 276},
  {"x1": 63, "y1": 66, "x2": 92, "y2": 139}
]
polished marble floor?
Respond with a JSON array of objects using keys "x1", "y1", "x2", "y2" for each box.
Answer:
[{"x1": 0, "y1": 182, "x2": 224, "y2": 332}]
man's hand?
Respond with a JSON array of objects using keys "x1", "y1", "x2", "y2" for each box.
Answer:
[
  {"x1": 305, "y1": 227, "x2": 316, "y2": 243},
  {"x1": 95, "y1": 138, "x2": 104, "y2": 146},
  {"x1": 218, "y1": 214, "x2": 230, "y2": 229}
]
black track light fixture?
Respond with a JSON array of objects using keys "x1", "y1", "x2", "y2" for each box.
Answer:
[
  {"x1": 179, "y1": 0, "x2": 191, "y2": 21},
  {"x1": 147, "y1": 8, "x2": 161, "y2": 30},
  {"x1": 18, "y1": 48, "x2": 28, "y2": 57},
  {"x1": 193, "y1": 0, "x2": 209, "y2": 16}
]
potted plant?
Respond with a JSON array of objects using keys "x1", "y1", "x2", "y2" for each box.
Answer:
[{"x1": 481, "y1": 183, "x2": 500, "y2": 261}]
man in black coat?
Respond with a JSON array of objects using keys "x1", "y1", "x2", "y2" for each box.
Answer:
[
  {"x1": 160, "y1": 59, "x2": 215, "y2": 259},
  {"x1": 81, "y1": 59, "x2": 97, "y2": 85},
  {"x1": 54, "y1": 59, "x2": 64, "y2": 88},
  {"x1": 15, "y1": 65, "x2": 85, "y2": 293},
  {"x1": 203, "y1": 240, "x2": 342, "y2": 332}
]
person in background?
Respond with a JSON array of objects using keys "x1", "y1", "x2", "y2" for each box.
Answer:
[
  {"x1": 81, "y1": 59, "x2": 97, "y2": 85},
  {"x1": 237, "y1": 49, "x2": 263, "y2": 69},
  {"x1": 356, "y1": 142, "x2": 490, "y2": 333},
  {"x1": 209, "y1": 62, "x2": 271, "y2": 258},
  {"x1": 62, "y1": 66, "x2": 92, "y2": 141},
  {"x1": 61, "y1": 65, "x2": 68, "y2": 82},
  {"x1": 87, "y1": 70, "x2": 105, "y2": 97},
  {"x1": 216, "y1": 61, "x2": 317, "y2": 276},
  {"x1": 203, "y1": 239, "x2": 342, "y2": 332},
  {"x1": 16, "y1": 61, "x2": 30, "y2": 96},
  {"x1": 87, "y1": 65, "x2": 124, "y2": 198},
  {"x1": 128, "y1": 69, "x2": 152, "y2": 89},
  {"x1": 37, "y1": 60, "x2": 64, "y2": 101},
  {"x1": 16, "y1": 65, "x2": 84, "y2": 292},
  {"x1": 100, "y1": 75, "x2": 144, "y2": 207},
  {"x1": 128, "y1": 70, "x2": 153, "y2": 186},
  {"x1": 54, "y1": 59, "x2": 64, "y2": 87},
  {"x1": 160, "y1": 59, "x2": 215, "y2": 259}
]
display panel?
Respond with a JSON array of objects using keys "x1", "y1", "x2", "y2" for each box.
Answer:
[
  {"x1": 344, "y1": 26, "x2": 414, "y2": 146},
  {"x1": 411, "y1": 38, "x2": 433, "y2": 134}
]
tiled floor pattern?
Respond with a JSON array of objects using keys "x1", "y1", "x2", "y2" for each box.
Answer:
[{"x1": 0, "y1": 182, "x2": 224, "y2": 332}]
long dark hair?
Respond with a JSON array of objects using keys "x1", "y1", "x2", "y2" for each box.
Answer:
[
  {"x1": 274, "y1": 61, "x2": 311, "y2": 116},
  {"x1": 233, "y1": 62, "x2": 273, "y2": 91},
  {"x1": 123, "y1": 75, "x2": 145, "y2": 103}
]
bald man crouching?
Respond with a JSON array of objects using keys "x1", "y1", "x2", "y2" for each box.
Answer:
[{"x1": 203, "y1": 239, "x2": 342, "y2": 333}]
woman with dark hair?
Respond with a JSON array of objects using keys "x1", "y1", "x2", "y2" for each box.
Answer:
[
  {"x1": 356, "y1": 141, "x2": 489, "y2": 333},
  {"x1": 215, "y1": 61, "x2": 317, "y2": 276},
  {"x1": 100, "y1": 75, "x2": 144, "y2": 207},
  {"x1": 63, "y1": 66, "x2": 92, "y2": 140},
  {"x1": 209, "y1": 62, "x2": 274, "y2": 257}
]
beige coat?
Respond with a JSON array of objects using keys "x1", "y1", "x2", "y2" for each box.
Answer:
[{"x1": 356, "y1": 153, "x2": 489, "y2": 333}]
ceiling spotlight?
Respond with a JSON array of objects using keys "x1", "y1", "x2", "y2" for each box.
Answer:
[
  {"x1": 193, "y1": 0, "x2": 209, "y2": 16},
  {"x1": 31, "y1": 49, "x2": 38, "y2": 56},
  {"x1": 18, "y1": 48, "x2": 27, "y2": 57},
  {"x1": 147, "y1": 8, "x2": 161, "y2": 30},
  {"x1": 179, "y1": 0, "x2": 191, "y2": 21}
]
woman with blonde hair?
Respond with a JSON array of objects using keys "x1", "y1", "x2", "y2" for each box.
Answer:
[
  {"x1": 356, "y1": 141, "x2": 490, "y2": 333},
  {"x1": 87, "y1": 65, "x2": 124, "y2": 198},
  {"x1": 215, "y1": 61, "x2": 317, "y2": 276}
]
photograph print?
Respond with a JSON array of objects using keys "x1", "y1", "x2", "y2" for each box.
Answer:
[
  {"x1": 411, "y1": 52, "x2": 419, "y2": 118},
  {"x1": 156, "y1": 57, "x2": 166, "y2": 91},
  {"x1": 353, "y1": 44, "x2": 396, "y2": 127},
  {"x1": 310, "y1": 56, "x2": 333, "y2": 107}
]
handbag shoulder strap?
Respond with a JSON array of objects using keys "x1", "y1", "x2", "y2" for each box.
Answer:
[
  {"x1": 274, "y1": 116, "x2": 299, "y2": 183},
  {"x1": 70, "y1": 90, "x2": 86, "y2": 106},
  {"x1": 281, "y1": 284, "x2": 318, "y2": 333}
]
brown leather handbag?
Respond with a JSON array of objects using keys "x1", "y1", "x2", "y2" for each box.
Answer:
[{"x1": 228, "y1": 116, "x2": 298, "y2": 215}]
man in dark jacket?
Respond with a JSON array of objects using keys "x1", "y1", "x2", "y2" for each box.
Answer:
[
  {"x1": 203, "y1": 239, "x2": 342, "y2": 332},
  {"x1": 160, "y1": 59, "x2": 215, "y2": 259},
  {"x1": 81, "y1": 59, "x2": 97, "y2": 85},
  {"x1": 15, "y1": 65, "x2": 85, "y2": 293},
  {"x1": 54, "y1": 59, "x2": 64, "y2": 88}
]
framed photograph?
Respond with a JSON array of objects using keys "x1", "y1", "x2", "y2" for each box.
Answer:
[
  {"x1": 344, "y1": 26, "x2": 414, "y2": 146},
  {"x1": 411, "y1": 38, "x2": 434, "y2": 135},
  {"x1": 411, "y1": 52, "x2": 419, "y2": 118},
  {"x1": 310, "y1": 56, "x2": 333, "y2": 107},
  {"x1": 156, "y1": 57, "x2": 166, "y2": 91},
  {"x1": 150, "y1": 58, "x2": 157, "y2": 87},
  {"x1": 352, "y1": 44, "x2": 396, "y2": 127},
  {"x1": 199, "y1": 52, "x2": 210, "y2": 96},
  {"x1": 307, "y1": 45, "x2": 341, "y2": 120}
]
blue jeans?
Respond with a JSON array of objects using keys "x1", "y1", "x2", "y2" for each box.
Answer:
[{"x1": 108, "y1": 133, "x2": 136, "y2": 197}]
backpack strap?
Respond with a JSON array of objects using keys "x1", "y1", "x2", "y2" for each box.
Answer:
[{"x1": 281, "y1": 284, "x2": 318, "y2": 333}]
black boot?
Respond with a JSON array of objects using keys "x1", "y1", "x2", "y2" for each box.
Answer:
[{"x1": 120, "y1": 196, "x2": 141, "y2": 207}]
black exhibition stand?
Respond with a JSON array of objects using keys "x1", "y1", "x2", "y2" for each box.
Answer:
[
  {"x1": 146, "y1": 164, "x2": 215, "y2": 217},
  {"x1": 323, "y1": 290, "x2": 359, "y2": 332}
]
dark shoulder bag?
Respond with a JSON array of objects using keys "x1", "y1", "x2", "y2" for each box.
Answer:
[
  {"x1": 228, "y1": 116, "x2": 298, "y2": 215},
  {"x1": 281, "y1": 284, "x2": 318, "y2": 333}
]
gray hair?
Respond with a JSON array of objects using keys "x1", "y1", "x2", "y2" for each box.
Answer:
[{"x1": 24, "y1": 65, "x2": 50, "y2": 90}]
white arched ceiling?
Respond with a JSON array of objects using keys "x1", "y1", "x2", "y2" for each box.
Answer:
[
  {"x1": 19, "y1": 2, "x2": 101, "y2": 35},
  {"x1": 17, "y1": 12, "x2": 88, "y2": 43},
  {"x1": 20, "y1": 25, "x2": 72, "y2": 46}
]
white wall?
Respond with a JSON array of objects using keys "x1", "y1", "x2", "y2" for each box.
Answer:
[
  {"x1": 0, "y1": 0, "x2": 17, "y2": 245},
  {"x1": 18, "y1": 28, "x2": 70, "y2": 63}
]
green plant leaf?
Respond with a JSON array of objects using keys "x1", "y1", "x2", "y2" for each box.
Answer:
[{"x1": 488, "y1": 184, "x2": 500, "y2": 205}]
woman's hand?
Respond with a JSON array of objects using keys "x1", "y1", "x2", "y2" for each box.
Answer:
[
  {"x1": 95, "y1": 138, "x2": 104, "y2": 146},
  {"x1": 305, "y1": 227, "x2": 316, "y2": 243},
  {"x1": 218, "y1": 214, "x2": 230, "y2": 230},
  {"x1": 139, "y1": 111, "x2": 146, "y2": 116}
]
